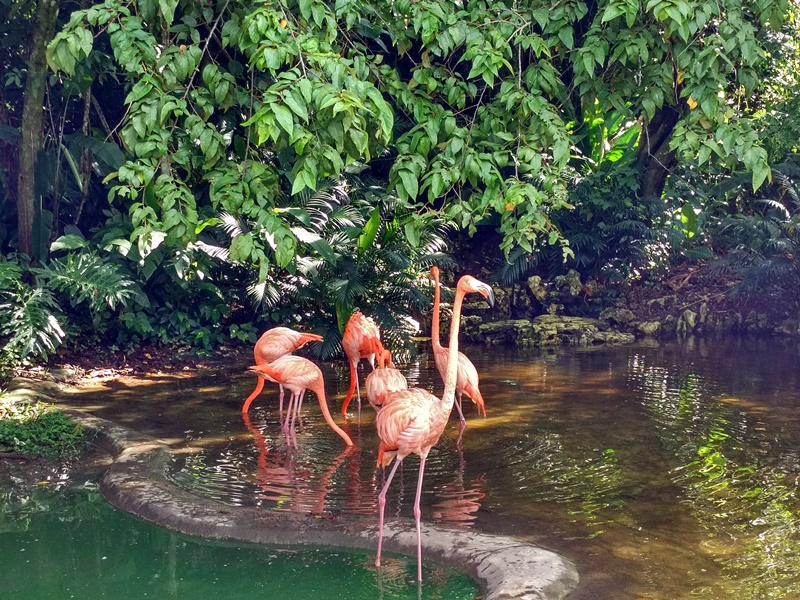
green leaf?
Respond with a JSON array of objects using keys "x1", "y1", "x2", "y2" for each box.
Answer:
[
  {"x1": 274, "y1": 230, "x2": 296, "y2": 268},
  {"x1": 357, "y1": 207, "x2": 381, "y2": 256},
  {"x1": 751, "y1": 150, "x2": 770, "y2": 191},
  {"x1": 398, "y1": 169, "x2": 419, "y2": 200},
  {"x1": 229, "y1": 233, "x2": 254, "y2": 262},
  {"x1": 310, "y1": 238, "x2": 337, "y2": 263},
  {"x1": 273, "y1": 103, "x2": 294, "y2": 134},
  {"x1": 602, "y1": 4, "x2": 625, "y2": 22},
  {"x1": 404, "y1": 222, "x2": 420, "y2": 247},
  {"x1": 158, "y1": 0, "x2": 178, "y2": 23}
]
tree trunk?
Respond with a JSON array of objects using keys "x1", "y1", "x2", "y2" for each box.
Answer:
[
  {"x1": 17, "y1": 0, "x2": 60, "y2": 256},
  {"x1": 636, "y1": 104, "x2": 681, "y2": 203}
]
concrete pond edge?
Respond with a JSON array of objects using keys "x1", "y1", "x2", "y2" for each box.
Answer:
[{"x1": 6, "y1": 377, "x2": 579, "y2": 600}]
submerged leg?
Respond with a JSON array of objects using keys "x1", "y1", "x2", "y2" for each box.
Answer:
[
  {"x1": 376, "y1": 458, "x2": 403, "y2": 567},
  {"x1": 413, "y1": 453, "x2": 428, "y2": 582}
]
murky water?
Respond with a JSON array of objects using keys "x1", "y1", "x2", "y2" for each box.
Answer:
[
  {"x1": 63, "y1": 337, "x2": 800, "y2": 599},
  {"x1": 0, "y1": 483, "x2": 477, "y2": 599}
]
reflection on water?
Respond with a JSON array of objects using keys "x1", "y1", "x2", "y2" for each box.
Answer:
[
  {"x1": 0, "y1": 484, "x2": 477, "y2": 600},
  {"x1": 66, "y1": 337, "x2": 800, "y2": 599}
]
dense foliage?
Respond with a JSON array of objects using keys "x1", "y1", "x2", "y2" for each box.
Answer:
[{"x1": 1, "y1": 0, "x2": 800, "y2": 369}]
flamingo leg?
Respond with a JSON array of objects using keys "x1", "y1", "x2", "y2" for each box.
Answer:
[
  {"x1": 278, "y1": 384, "x2": 285, "y2": 416},
  {"x1": 294, "y1": 390, "x2": 305, "y2": 432},
  {"x1": 454, "y1": 391, "x2": 466, "y2": 423},
  {"x1": 413, "y1": 453, "x2": 428, "y2": 582},
  {"x1": 375, "y1": 457, "x2": 403, "y2": 568},
  {"x1": 282, "y1": 392, "x2": 293, "y2": 432},
  {"x1": 456, "y1": 419, "x2": 467, "y2": 447},
  {"x1": 356, "y1": 367, "x2": 363, "y2": 424}
]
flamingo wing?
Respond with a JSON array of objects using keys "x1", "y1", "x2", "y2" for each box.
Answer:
[{"x1": 255, "y1": 327, "x2": 324, "y2": 364}]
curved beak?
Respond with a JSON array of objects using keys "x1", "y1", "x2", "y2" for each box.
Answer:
[{"x1": 482, "y1": 285, "x2": 495, "y2": 308}]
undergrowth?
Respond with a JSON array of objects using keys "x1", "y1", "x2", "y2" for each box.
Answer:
[{"x1": 0, "y1": 400, "x2": 85, "y2": 457}]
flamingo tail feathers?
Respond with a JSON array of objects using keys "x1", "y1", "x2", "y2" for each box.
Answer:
[
  {"x1": 463, "y1": 382, "x2": 487, "y2": 417},
  {"x1": 297, "y1": 332, "x2": 324, "y2": 346}
]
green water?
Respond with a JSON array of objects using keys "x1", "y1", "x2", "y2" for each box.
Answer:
[{"x1": 1, "y1": 483, "x2": 478, "y2": 600}]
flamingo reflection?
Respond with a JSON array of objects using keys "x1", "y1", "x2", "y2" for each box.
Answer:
[{"x1": 242, "y1": 413, "x2": 355, "y2": 514}]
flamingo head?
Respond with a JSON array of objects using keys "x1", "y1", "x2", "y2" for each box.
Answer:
[
  {"x1": 457, "y1": 275, "x2": 495, "y2": 307},
  {"x1": 381, "y1": 349, "x2": 395, "y2": 369}
]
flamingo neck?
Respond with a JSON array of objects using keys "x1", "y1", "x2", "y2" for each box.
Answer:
[
  {"x1": 439, "y1": 285, "x2": 465, "y2": 415},
  {"x1": 313, "y1": 382, "x2": 354, "y2": 446},
  {"x1": 431, "y1": 271, "x2": 442, "y2": 351}
]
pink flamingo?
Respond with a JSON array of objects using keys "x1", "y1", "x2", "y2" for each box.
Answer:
[
  {"x1": 365, "y1": 348, "x2": 408, "y2": 411},
  {"x1": 242, "y1": 327, "x2": 324, "y2": 414},
  {"x1": 430, "y1": 266, "x2": 487, "y2": 427},
  {"x1": 249, "y1": 356, "x2": 353, "y2": 447},
  {"x1": 374, "y1": 274, "x2": 494, "y2": 581},
  {"x1": 341, "y1": 311, "x2": 384, "y2": 418}
]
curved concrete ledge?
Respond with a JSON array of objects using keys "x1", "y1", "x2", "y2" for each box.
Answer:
[{"x1": 5, "y1": 378, "x2": 579, "y2": 600}]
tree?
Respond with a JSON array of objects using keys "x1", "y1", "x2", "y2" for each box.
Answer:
[
  {"x1": 46, "y1": 0, "x2": 795, "y2": 267},
  {"x1": 17, "y1": 0, "x2": 60, "y2": 258}
]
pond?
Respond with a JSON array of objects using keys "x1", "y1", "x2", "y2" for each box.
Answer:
[
  {"x1": 63, "y1": 336, "x2": 800, "y2": 599},
  {"x1": 0, "y1": 481, "x2": 478, "y2": 599}
]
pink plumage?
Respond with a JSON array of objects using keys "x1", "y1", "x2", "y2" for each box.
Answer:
[
  {"x1": 374, "y1": 274, "x2": 494, "y2": 582},
  {"x1": 242, "y1": 327, "x2": 324, "y2": 414}
]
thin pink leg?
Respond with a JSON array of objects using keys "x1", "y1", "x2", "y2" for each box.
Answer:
[
  {"x1": 413, "y1": 453, "x2": 428, "y2": 582},
  {"x1": 356, "y1": 373, "x2": 362, "y2": 424},
  {"x1": 282, "y1": 392, "x2": 294, "y2": 432},
  {"x1": 456, "y1": 419, "x2": 466, "y2": 447},
  {"x1": 295, "y1": 390, "x2": 305, "y2": 429},
  {"x1": 278, "y1": 385, "x2": 285, "y2": 415},
  {"x1": 376, "y1": 458, "x2": 403, "y2": 567},
  {"x1": 454, "y1": 392, "x2": 466, "y2": 423}
]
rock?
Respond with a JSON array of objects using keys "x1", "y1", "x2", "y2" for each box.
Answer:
[
  {"x1": 565, "y1": 270, "x2": 584, "y2": 297},
  {"x1": 699, "y1": 302, "x2": 709, "y2": 324},
  {"x1": 676, "y1": 309, "x2": 697, "y2": 335},
  {"x1": 552, "y1": 270, "x2": 584, "y2": 298},
  {"x1": 527, "y1": 276, "x2": 548, "y2": 303},
  {"x1": 637, "y1": 321, "x2": 661, "y2": 336},
  {"x1": 599, "y1": 308, "x2": 636, "y2": 326},
  {"x1": 775, "y1": 319, "x2": 800, "y2": 336}
]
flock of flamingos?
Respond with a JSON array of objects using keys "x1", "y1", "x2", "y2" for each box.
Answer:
[{"x1": 239, "y1": 267, "x2": 495, "y2": 582}]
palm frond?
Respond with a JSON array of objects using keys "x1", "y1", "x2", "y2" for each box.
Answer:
[
  {"x1": 219, "y1": 212, "x2": 249, "y2": 238},
  {"x1": 0, "y1": 287, "x2": 65, "y2": 359},
  {"x1": 34, "y1": 252, "x2": 140, "y2": 313}
]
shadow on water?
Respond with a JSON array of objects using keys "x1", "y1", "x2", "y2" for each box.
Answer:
[{"x1": 62, "y1": 336, "x2": 800, "y2": 599}]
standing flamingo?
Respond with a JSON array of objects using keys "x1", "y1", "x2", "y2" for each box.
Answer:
[
  {"x1": 341, "y1": 311, "x2": 384, "y2": 418},
  {"x1": 249, "y1": 355, "x2": 353, "y2": 447},
  {"x1": 374, "y1": 275, "x2": 494, "y2": 581},
  {"x1": 430, "y1": 266, "x2": 487, "y2": 427},
  {"x1": 242, "y1": 327, "x2": 323, "y2": 414},
  {"x1": 365, "y1": 348, "x2": 408, "y2": 411}
]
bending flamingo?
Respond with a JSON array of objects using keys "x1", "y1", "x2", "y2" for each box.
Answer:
[
  {"x1": 374, "y1": 275, "x2": 494, "y2": 581},
  {"x1": 430, "y1": 266, "x2": 487, "y2": 424},
  {"x1": 249, "y1": 355, "x2": 353, "y2": 447},
  {"x1": 365, "y1": 348, "x2": 408, "y2": 411},
  {"x1": 242, "y1": 327, "x2": 323, "y2": 414},
  {"x1": 341, "y1": 311, "x2": 384, "y2": 418}
]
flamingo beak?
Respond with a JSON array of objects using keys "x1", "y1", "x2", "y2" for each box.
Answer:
[{"x1": 482, "y1": 285, "x2": 495, "y2": 308}]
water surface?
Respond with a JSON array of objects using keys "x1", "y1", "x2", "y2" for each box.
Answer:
[
  {"x1": 1, "y1": 482, "x2": 477, "y2": 599},
  {"x1": 65, "y1": 336, "x2": 800, "y2": 599}
]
